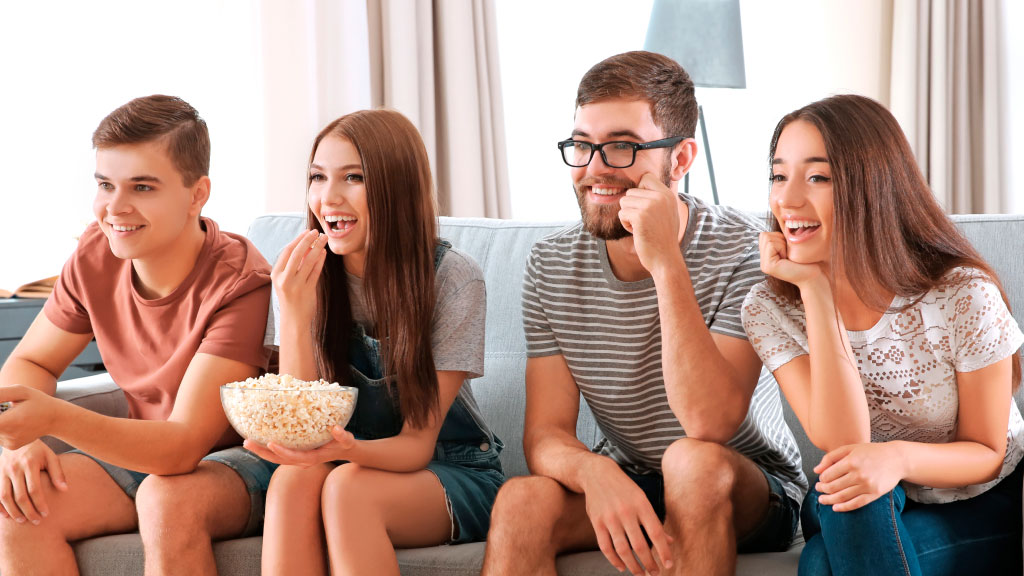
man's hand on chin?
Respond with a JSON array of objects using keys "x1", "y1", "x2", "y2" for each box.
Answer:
[{"x1": 618, "y1": 173, "x2": 683, "y2": 275}]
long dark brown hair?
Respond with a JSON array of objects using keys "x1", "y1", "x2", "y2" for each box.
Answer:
[
  {"x1": 308, "y1": 109, "x2": 440, "y2": 429},
  {"x1": 766, "y1": 94, "x2": 1020, "y2": 389}
]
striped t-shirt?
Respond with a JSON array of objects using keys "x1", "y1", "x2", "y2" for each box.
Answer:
[{"x1": 522, "y1": 194, "x2": 807, "y2": 503}]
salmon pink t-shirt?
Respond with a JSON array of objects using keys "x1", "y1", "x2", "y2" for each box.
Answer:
[{"x1": 44, "y1": 217, "x2": 272, "y2": 428}]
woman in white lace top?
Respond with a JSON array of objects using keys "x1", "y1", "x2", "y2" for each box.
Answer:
[{"x1": 741, "y1": 94, "x2": 1024, "y2": 576}]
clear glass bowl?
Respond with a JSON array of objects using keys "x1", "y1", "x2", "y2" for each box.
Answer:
[{"x1": 220, "y1": 385, "x2": 358, "y2": 450}]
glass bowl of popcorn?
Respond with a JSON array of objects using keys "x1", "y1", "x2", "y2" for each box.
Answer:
[{"x1": 220, "y1": 374, "x2": 358, "y2": 450}]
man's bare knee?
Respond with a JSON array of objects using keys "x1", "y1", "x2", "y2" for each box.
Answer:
[
  {"x1": 491, "y1": 476, "x2": 567, "y2": 531},
  {"x1": 136, "y1": 462, "x2": 247, "y2": 539},
  {"x1": 136, "y1": 474, "x2": 199, "y2": 536},
  {"x1": 662, "y1": 438, "x2": 739, "y2": 502}
]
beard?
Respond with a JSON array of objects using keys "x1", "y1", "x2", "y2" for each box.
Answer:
[{"x1": 574, "y1": 161, "x2": 673, "y2": 241}]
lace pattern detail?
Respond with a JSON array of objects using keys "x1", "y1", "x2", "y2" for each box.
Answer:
[{"x1": 741, "y1": 268, "x2": 1024, "y2": 503}]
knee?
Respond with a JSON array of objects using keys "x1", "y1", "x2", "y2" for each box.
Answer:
[
  {"x1": 135, "y1": 475, "x2": 200, "y2": 533},
  {"x1": 320, "y1": 464, "x2": 370, "y2": 514},
  {"x1": 488, "y1": 475, "x2": 578, "y2": 553},
  {"x1": 813, "y1": 487, "x2": 901, "y2": 525},
  {"x1": 490, "y1": 476, "x2": 564, "y2": 532},
  {"x1": 661, "y1": 438, "x2": 737, "y2": 502},
  {"x1": 267, "y1": 464, "x2": 330, "y2": 508},
  {"x1": 798, "y1": 533, "x2": 832, "y2": 576},
  {"x1": 0, "y1": 513, "x2": 57, "y2": 546}
]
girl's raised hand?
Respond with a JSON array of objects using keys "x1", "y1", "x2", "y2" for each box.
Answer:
[
  {"x1": 758, "y1": 231, "x2": 824, "y2": 288},
  {"x1": 271, "y1": 230, "x2": 329, "y2": 323}
]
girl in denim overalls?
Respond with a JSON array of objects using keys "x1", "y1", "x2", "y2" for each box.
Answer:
[{"x1": 248, "y1": 109, "x2": 504, "y2": 575}]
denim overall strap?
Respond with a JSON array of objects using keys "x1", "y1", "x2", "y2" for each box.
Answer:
[{"x1": 345, "y1": 239, "x2": 453, "y2": 440}]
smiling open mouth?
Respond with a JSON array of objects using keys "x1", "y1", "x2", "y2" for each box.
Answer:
[
  {"x1": 785, "y1": 220, "x2": 821, "y2": 239},
  {"x1": 590, "y1": 186, "x2": 624, "y2": 196},
  {"x1": 324, "y1": 215, "x2": 357, "y2": 232}
]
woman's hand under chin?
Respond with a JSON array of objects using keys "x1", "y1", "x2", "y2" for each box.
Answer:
[{"x1": 758, "y1": 231, "x2": 827, "y2": 289}]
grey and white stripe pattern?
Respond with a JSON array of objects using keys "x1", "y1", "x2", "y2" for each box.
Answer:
[{"x1": 522, "y1": 194, "x2": 807, "y2": 503}]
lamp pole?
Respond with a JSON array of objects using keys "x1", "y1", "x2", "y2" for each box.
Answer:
[
  {"x1": 684, "y1": 105, "x2": 719, "y2": 205},
  {"x1": 644, "y1": 0, "x2": 745, "y2": 206}
]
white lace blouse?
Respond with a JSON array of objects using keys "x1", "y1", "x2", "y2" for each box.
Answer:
[{"x1": 742, "y1": 267, "x2": 1024, "y2": 503}]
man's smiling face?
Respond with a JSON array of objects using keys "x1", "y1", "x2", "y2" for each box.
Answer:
[{"x1": 570, "y1": 99, "x2": 672, "y2": 240}]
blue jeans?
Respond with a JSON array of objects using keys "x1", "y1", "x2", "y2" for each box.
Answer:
[{"x1": 799, "y1": 460, "x2": 1024, "y2": 576}]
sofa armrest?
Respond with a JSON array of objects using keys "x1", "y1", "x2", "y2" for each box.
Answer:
[{"x1": 41, "y1": 373, "x2": 128, "y2": 454}]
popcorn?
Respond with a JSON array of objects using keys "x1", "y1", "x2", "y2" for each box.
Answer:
[{"x1": 220, "y1": 373, "x2": 357, "y2": 450}]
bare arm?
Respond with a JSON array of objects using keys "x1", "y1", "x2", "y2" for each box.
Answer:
[
  {"x1": 249, "y1": 370, "x2": 468, "y2": 473},
  {"x1": 777, "y1": 276, "x2": 870, "y2": 451},
  {"x1": 39, "y1": 352, "x2": 257, "y2": 474},
  {"x1": 0, "y1": 317, "x2": 261, "y2": 474},
  {"x1": 519, "y1": 354, "x2": 674, "y2": 573},
  {"x1": 653, "y1": 258, "x2": 764, "y2": 442},
  {"x1": 899, "y1": 356, "x2": 1011, "y2": 487},
  {"x1": 618, "y1": 174, "x2": 762, "y2": 442},
  {"x1": 813, "y1": 356, "x2": 1013, "y2": 511},
  {"x1": 342, "y1": 370, "x2": 466, "y2": 471},
  {"x1": 274, "y1": 230, "x2": 328, "y2": 381},
  {"x1": 756, "y1": 231, "x2": 870, "y2": 451},
  {"x1": 276, "y1": 310, "x2": 319, "y2": 381},
  {"x1": 0, "y1": 311, "x2": 92, "y2": 396},
  {"x1": 523, "y1": 354, "x2": 617, "y2": 491}
]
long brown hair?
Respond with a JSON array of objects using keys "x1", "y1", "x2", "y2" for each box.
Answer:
[
  {"x1": 766, "y1": 94, "x2": 1020, "y2": 388},
  {"x1": 308, "y1": 109, "x2": 440, "y2": 428}
]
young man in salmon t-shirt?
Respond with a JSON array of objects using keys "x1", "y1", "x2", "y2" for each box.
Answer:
[{"x1": 0, "y1": 95, "x2": 274, "y2": 575}]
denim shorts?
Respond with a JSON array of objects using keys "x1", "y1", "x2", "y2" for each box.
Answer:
[
  {"x1": 423, "y1": 439, "x2": 505, "y2": 545},
  {"x1": 68, "y1": 446, "x2": 278, "y2": 536},
  {"x1": 625, "y1": 464, "x2": 799, "y2": 553}
]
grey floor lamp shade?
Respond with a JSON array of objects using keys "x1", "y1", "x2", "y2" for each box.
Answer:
[{"x1": 644, "y1": 0, "x2": 746, "y2": 204}]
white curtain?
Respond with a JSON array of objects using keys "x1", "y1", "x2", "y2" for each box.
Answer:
[
  {"x1": 259, "y1": 0, "x2": 373, "y2": 214},
  {"x1": 890, "y1": 0, "x2": 1004, "y2": 214},
  {"x1": 366, "y1": 0, "x2": 511, "y2": 218}
]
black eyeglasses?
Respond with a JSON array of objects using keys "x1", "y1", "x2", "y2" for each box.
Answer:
[{"x1": 557, "y1": 136, "x2": 686, "y2": 168}]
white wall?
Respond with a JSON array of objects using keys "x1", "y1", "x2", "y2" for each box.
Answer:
[
  {"x1": 497, "y1": 0, "x2": 895, "y2": 219},
  {"x1": 0, "y1": 2, "x2": 265, "y2": 289},
  {"x1": 495, "y1": 0, "x2": 654, "y2": 222},
  {"x1": 0, "y1": 1, "x2": 371, "y2": 291}
]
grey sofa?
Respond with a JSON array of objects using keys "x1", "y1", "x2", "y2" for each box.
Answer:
[{"x1": 48, "y1": 212, "x2": 1024, "y2": 575}]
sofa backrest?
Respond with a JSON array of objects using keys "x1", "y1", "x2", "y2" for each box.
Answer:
[{"x1": 246, "y1": 213, "x2": 1024, "y2": 483}]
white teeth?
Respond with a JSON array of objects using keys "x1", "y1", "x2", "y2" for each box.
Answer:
[
  {"x1": 592, "y1": 187, "x2": 622, "y2": 196},
  {"x1": 324, "y1": 215, "x2": 357, "y2": 222},
  {"x1": 112, "y1": 225, "x2": 141, "y2": 232},
  {"x1": 785, "y1": 220, "x2": 820, "y2": 229}
]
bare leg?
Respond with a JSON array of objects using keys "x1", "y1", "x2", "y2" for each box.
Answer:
[
  {"x1": 261, "y1": 463, "x2": 335, "y2": 576},
  {"x1": 320, "y1": 464, "x2": 452, "y2": 576},
  {"x1": 0, "y1": 453, "x2": 137, "y2": 576},
  {"x1": 136, "y1": 461, "x2": 251, "y2": 576},
  {"x1": 481, "y1": 475, "x2": 599, "y2": 576},
  {"x1": 661, "y1": 438, "x2": 770, "y2": 576}
]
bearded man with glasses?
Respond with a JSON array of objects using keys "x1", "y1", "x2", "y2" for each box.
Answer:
[{"x1": 482, "y1": 51, "x2": 806, "y2": 576}]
